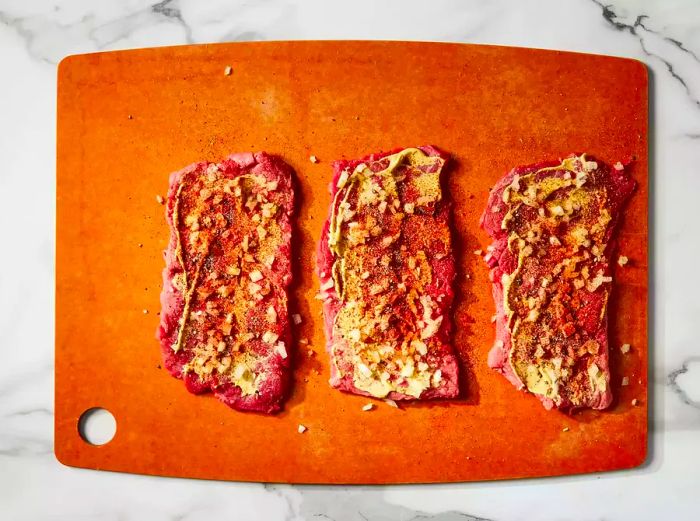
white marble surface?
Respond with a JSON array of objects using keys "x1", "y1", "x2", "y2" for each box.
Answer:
[{"x1": 1, "y1": 0, "x2": 699, "y2": 519}]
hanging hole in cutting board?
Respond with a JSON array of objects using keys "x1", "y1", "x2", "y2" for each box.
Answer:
[{"x1": 78, "y1": 407, "x2": 116, "y2": 446}]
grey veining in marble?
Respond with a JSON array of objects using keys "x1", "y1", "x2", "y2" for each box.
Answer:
[{"x1": 1, "y1": 0, "x2": 700, "y2": 520}]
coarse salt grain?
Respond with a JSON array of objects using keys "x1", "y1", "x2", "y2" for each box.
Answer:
[
  {"x1": 621, "y1": 343, "x2": 631, "y2": 354},
  {"x1": 297, "y1": 424, "x2": 307, "y2": 433},
  {"x1": 362, "y1": 403, "x2": 374, "y2": 411},
  {"x1": 292, "y1": 313, "x2": 302, "y2": 325},
  {"x1": 155, "y1": 195, "x2": 164, "y2": 204}
]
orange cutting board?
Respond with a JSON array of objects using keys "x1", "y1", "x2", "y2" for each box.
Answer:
[{"x1": 55, "y1": 41, "x2": 648, "y2": 483}]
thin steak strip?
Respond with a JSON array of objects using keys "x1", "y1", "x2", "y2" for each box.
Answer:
[
  {"x1": 317, "y1": 146, "x2": 459, "y2": 400},
  {"x1": 481, "y1": 154, "x2": 635, "y2": 411},
  {"x1": 157, "y1": 152, "x2": 295, "y2": 414}
]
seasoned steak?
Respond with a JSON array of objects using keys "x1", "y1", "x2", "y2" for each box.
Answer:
[
  {"x1": 157, "y1": 152, "x2": 295, "y2": 414},
  {"x1": 317, "y1": 147, "x2": 459, "y2": 400},
  {"x1": 481, "y1": 154, "x2": 635, "y2": 411}
]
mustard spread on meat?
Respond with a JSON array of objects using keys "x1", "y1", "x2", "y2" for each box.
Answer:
[
  {"x1": 173, "y1": 164, "x2": 287, "y2": 396},
  {"x1": 327, "y1": 148, "x2": 450, "y2": 398},
  {"x1": 498, "y1": 155, "x2": 614, "y2": 407}
]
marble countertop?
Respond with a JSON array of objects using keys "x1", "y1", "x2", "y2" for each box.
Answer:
[{"x1": 1, "y1": 0, "x2": 699, "y2": 519}]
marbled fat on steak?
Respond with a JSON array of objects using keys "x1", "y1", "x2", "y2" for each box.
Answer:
[
  {"x1": 317, "y1": 147, "x2": 459, "y2": 401},
  {"x1": 481, "y1": 154, "x2": 635, "y2": 411},
  {"x1": 157, "y1": 152, "x2": 295, "y2": 413}
]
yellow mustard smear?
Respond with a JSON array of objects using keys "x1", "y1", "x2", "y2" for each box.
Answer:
[
  {"x1": 327, "y1": 148, "x2": 448, "y2": 398},
  {"x1": 174, "y1": 167, "x2": 284, "y2": 397},
  {"x1": 499, "y1": 154, "x2": 612, "y2": 406}
]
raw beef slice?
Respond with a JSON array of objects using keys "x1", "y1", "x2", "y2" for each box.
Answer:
[
  {"x1": 481, "y1": 154, "x2": 635, "y2": 411},
  {"x1": 157, "y1": 152, "x2": 295, "y2": 414},
  {"x1": 317, "y1": 146, "x2": 459, "y2": 401}
]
